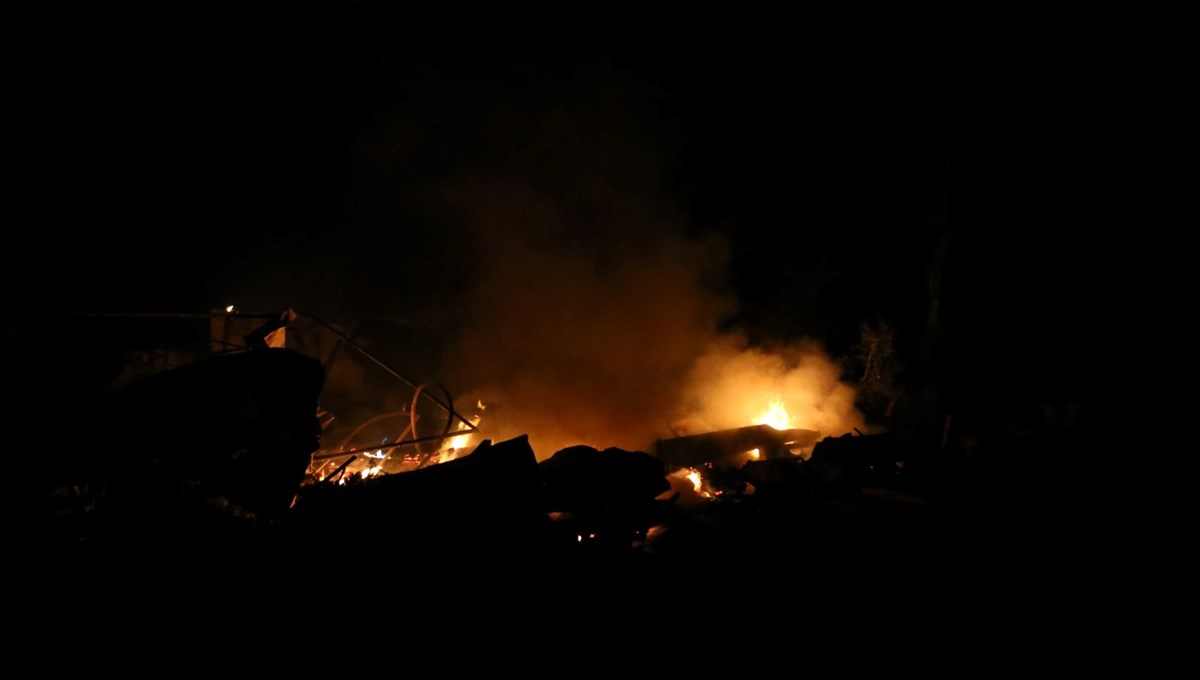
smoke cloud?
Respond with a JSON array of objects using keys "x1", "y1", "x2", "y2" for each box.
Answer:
[
  {"x1": 439, "y1": 178, "x2": 735, "y2": 456},
  {"x1": 412, "y1": 66, "x2": 865, "y2": 457},
  {"x1": 674, "y1": 334, "x2": 866, "y2": 440},
  {"x1": 207, "y1": 61, "x2": 866, "y2": 458}
]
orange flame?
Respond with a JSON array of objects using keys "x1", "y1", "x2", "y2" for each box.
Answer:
[
  {"x1": 308, "y1": 399, "x2": 487, "y2": 483},
  {"x1": 668, "y1": 466, "x2": 713, "y2": 500},
  {"x1": 357, "y1": 465, "x2": 383, "y2": 480},
  {"x1": 757, "y1": 398, "x2": 791, "y2": 430},
  {"x1": 428, "y1": 411, "x2": 484, "y2": 466}
]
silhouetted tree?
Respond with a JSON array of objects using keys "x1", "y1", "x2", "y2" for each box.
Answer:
[{"x1": 844, "y1": 318, "x2": 903, "y2": 422}]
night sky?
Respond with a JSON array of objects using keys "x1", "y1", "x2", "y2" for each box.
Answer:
[{"x1": 13, "y1": 12, "x2": 1114, "y2": 433}]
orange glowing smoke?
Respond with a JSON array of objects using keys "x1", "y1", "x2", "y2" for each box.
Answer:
[{"x1": 675, "y1": 335, "x2": 865, "y2": 440}]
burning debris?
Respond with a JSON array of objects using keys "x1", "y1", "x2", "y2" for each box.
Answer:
[
  {"x1": 291, "y1": 435, "x2": 546, "y2": 561},
  {"x1": 655, "y1": 424, "x2": 820, "y2": 469},
  {"x1": 26, "y1": 306, "x2": 989, "y2": 572},
  {"x1": 305, "y1": 384, "x2": 485, "y2": 484}
]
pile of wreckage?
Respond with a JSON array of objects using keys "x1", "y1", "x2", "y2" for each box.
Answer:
[{"x1": 24, "y1": 308, "x2": 963, "y2": 572}]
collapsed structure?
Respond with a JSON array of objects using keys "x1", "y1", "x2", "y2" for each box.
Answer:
[{"x1": 28, "y1": 307, "x2": 953, "y2": 567}]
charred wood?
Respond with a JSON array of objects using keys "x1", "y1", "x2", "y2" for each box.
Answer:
[
  {"x1": 655, "y1": 424, "x2": 820, "y2": 468},
  {"x1": 290, "y1": 435, "x2": 544, "y2": 561}
]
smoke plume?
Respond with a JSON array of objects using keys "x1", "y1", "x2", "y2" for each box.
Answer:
[
  {"x1": 416, "y1": 66, "x2": 864, "y2": 456},
  {"x1": 207, "y1": 61, "x2": 866, "y2": 458}
]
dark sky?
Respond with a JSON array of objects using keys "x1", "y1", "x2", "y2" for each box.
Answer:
[{"x1": 12, "y1": 13, "x2": 1117, "y2": 419}]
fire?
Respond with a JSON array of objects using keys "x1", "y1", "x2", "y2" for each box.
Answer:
[
  {"x1": 225, "y1": 304, "x2": 235, "y2": 313},
  {"x1": 680, "y1": 340, "x2": 865, "y2": 444},
  {"x1": 667, "y1": 466, "x2": 712, "y2": 500},
  {"x1": 445, "y1": 418, "x2": 480, "y2": 451},
  {"x1": 355, "y1": 465, "x2": 383, "y2": 481},
  {"x1": 428, "y1": 410, "x2": 484, "y2": 466},
  {"x1": 307, "y1": 400, "x2": 487, "y2": 483},
  {"x1": 757, "y1": 398, "x2": 791, "y2": 430}
]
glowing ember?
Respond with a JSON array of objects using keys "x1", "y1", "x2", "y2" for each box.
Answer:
[
  {"x1": 225, "y1": 305, "x2": 235, "y2": 313},
  {"x1": 757, "y1": 398, "x2": 791, "y2": 430},
  {"x1": 358, "y1": 465, "x2": 383, "y2": 480},
  {"x1": 307, "y1": 398, "x2": 487, "y2": 483},
  {"x1": 427, "y1": 449, "x2": 462, "y2": 466}
]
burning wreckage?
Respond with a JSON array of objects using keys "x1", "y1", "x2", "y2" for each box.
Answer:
[{"x1": 30, "y1": 308, "x2": 946, "y2": 566}]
